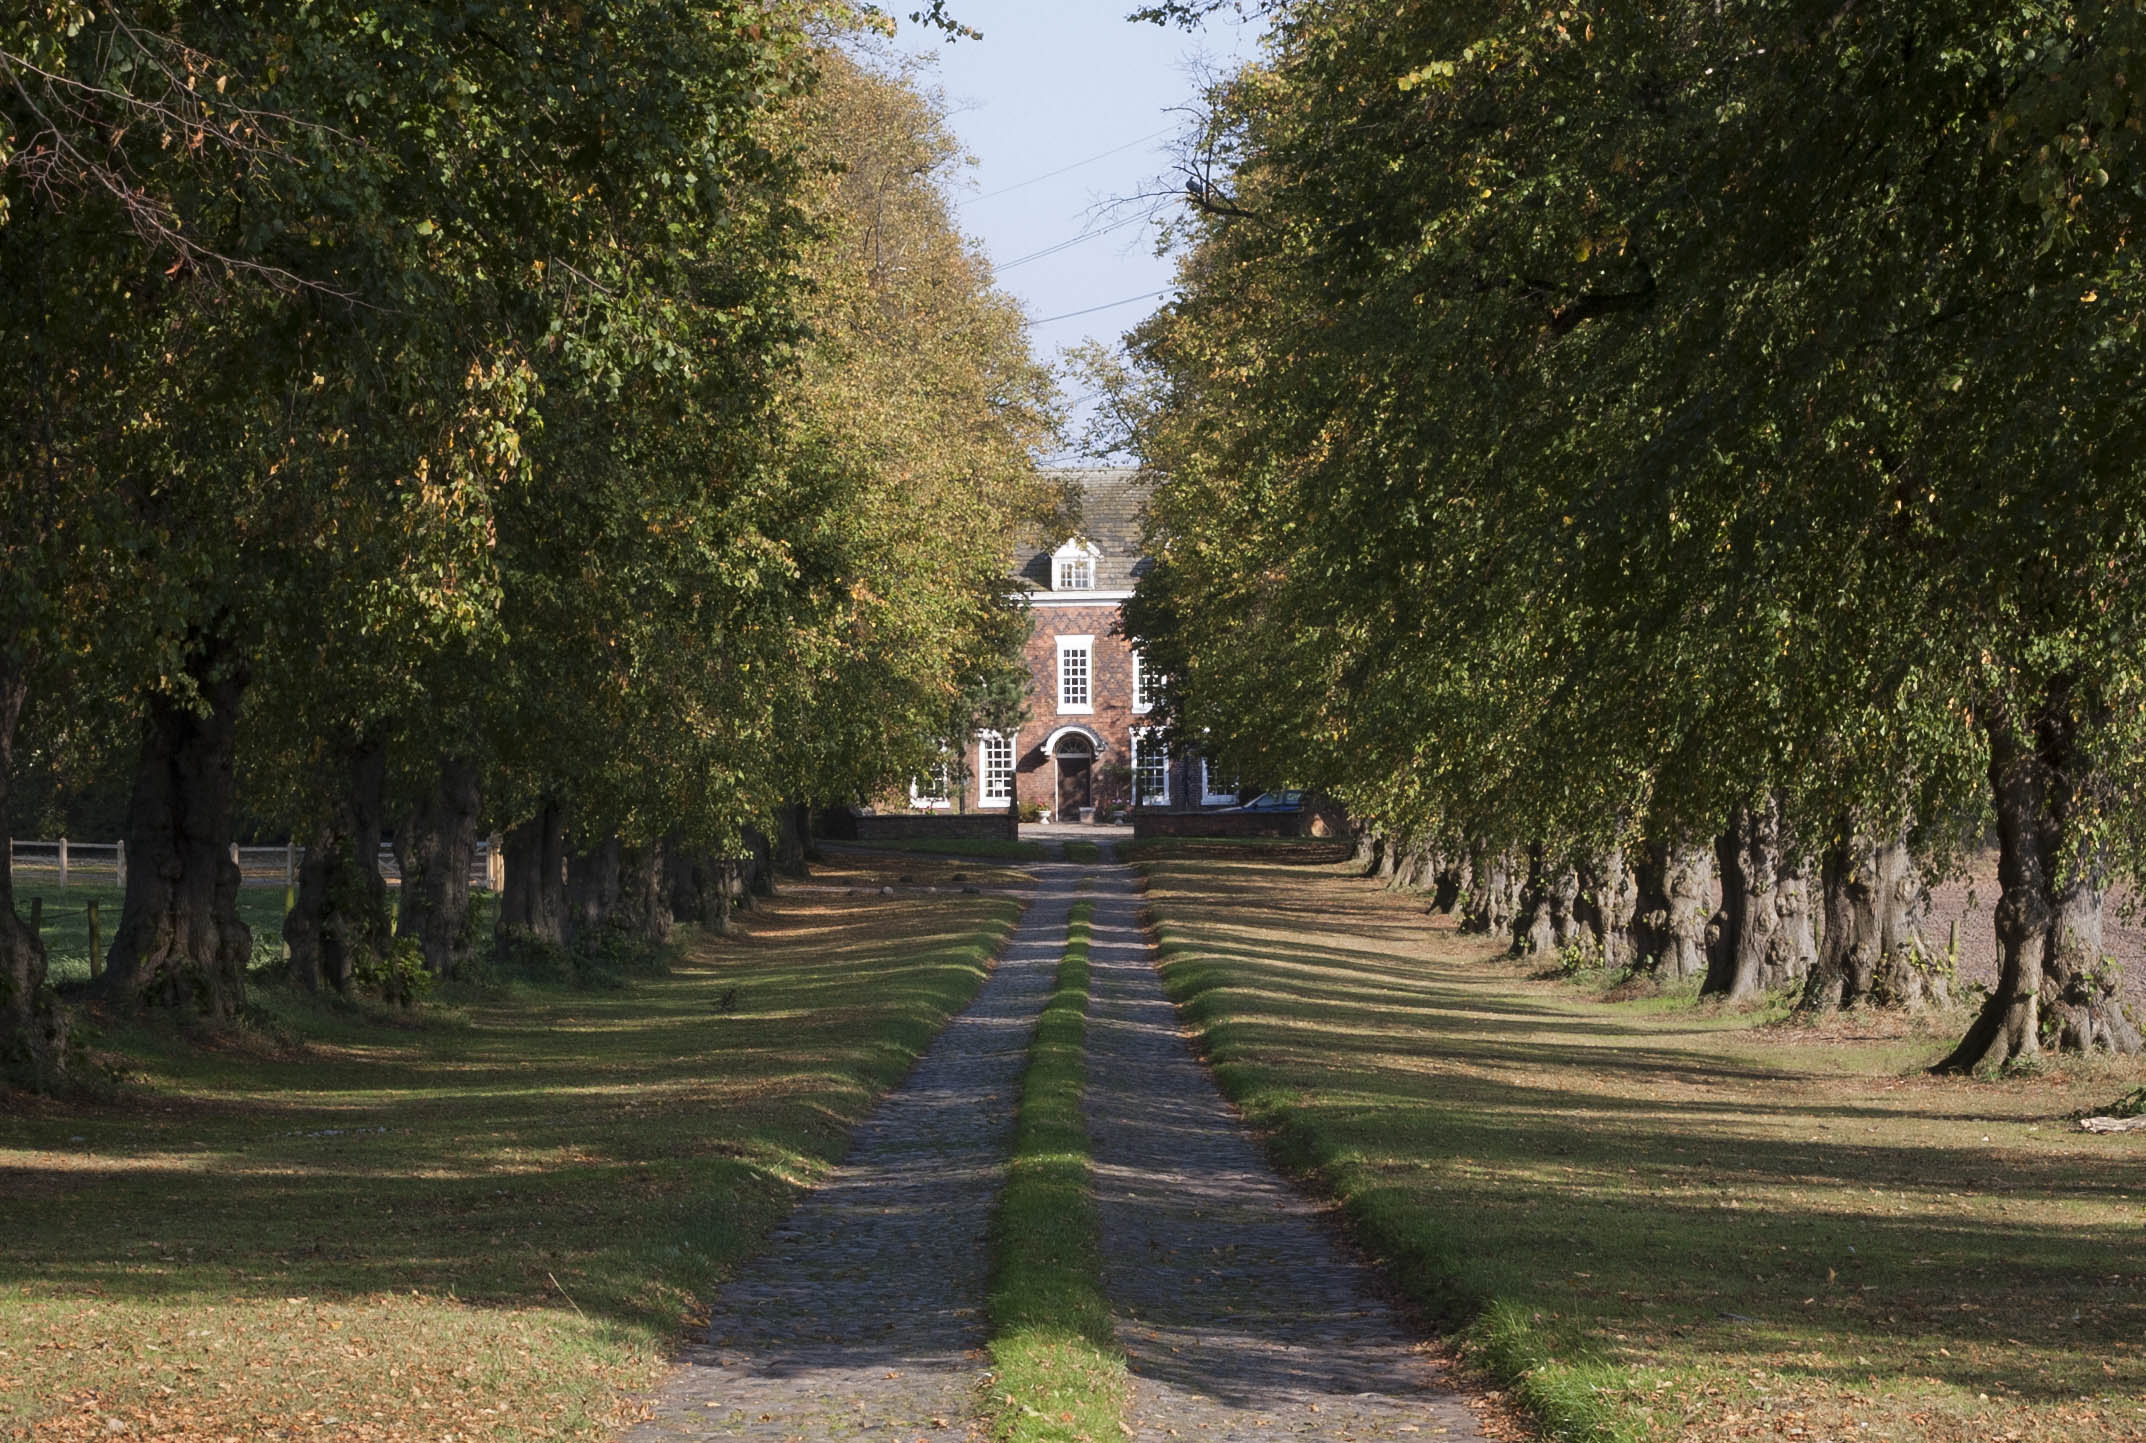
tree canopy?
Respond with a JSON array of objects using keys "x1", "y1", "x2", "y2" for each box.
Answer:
[{"x1": 1120, "y1": 0, "x2": 2146, "y2": 1071}]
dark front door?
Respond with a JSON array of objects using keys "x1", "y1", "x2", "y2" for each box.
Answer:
[{"x1": 1056, "y1": 748, "x2": 1093, "y2": 816}]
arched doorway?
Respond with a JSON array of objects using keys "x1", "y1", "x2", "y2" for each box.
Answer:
[{"x1": 1050, "y1": 731, "x2": 1095, "y2": 819}]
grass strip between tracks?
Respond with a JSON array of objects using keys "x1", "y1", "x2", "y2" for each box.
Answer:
[{"x1": 984, "y1": 899, "x2": 1131, "y2": 1443}]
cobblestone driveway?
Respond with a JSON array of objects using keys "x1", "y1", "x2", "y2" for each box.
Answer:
[
  {"x1": 1085, "y1": 851, "x2": 1486, "y2": 1442},
  {"x1": 623, "y1": 848, "x2": 1484, "y2": 1442},
  {"x1": 622, "y1": 864, "x2": 1073, "y2": 1442}
]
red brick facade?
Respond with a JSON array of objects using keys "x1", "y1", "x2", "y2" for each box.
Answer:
[{"x1": 955, "y1": 600, "x2": 1223, "y2": 820}]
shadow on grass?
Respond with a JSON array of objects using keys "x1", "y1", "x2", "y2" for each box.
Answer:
[
  {"x1": 1136, "y1": 855, "x2": 2146, "y2": 1441},
  {"x1": 0, "y1": 889, "x2": 1022, "y2": 1348}
]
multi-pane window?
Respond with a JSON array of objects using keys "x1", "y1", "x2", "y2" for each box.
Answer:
[
  {"x1": 1057, "y1": 638, "x2": 1092, "y2": 711},
  {"x1": 1201, "y1": 758, "x2": 1238, "y2": 804},
  {"x1": 1132, "y1": 730, "x2": 1169, "y2": 807},
  {"x1": 1132, "y1": 652, "x2": 1159, "y2": 713},
  {"x1": 979, "y1": 732, "x2": 1014, "y2": 805},
  {"x1": 1057, "y1": 555, "x2": 1095, "y2": 589}
]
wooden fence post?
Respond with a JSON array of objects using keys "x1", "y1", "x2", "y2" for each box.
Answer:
[
  {"x1": 86, "y1": 899, "x2": 101, "y2": 979},
  {"x1": 115, "y1": 842, "x2": 126, "y2": 893},
  {"x1": 58, "y1": 837, "x2": 68, "y2": 889}
]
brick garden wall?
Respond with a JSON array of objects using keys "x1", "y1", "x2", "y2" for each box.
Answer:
[
  {"x1": 1132, "y1": 810, "x2": 1307, "y2": 839},
  {"x1": 833, "y1": 811, "x2": 1020, "y2": 843}
]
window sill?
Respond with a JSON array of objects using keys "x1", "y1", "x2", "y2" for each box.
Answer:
[
  {"x1": 1056, "y1": 703, "x2": 1094, "y2": 716},
  {"x1": 976, "y1": 797, "x2": 1011, "y2": 810}
]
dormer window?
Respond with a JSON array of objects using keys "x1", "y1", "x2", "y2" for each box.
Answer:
[{"x1": 1052, "y1": 538, "x2": 1100, "y2": 591}]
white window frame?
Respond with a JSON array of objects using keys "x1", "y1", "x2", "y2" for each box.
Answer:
[
  {"x1": 1052, "y1": 538, "x2": 1100, "y2": 592},
  {"x1": 909, "y1": 756, "x2": 952, "y2": 811},
  {"x1": 977, "y1": 731, "x2": 1015, "y2": 809},
  {"x1": 1055, "y1": 634, "x2": 1094, "y2": 715},
  {"x1": 1131, "y1": 651, "x2": 1158, "y2": 714},
  {"x1": 1131, "y1": 728, "x2": 1170, "y2": 808},
  {"x1": 1200, "y1": 758, "x2": 1239, "y2": 806}
]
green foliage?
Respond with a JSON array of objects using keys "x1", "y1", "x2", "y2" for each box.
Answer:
[
  {"x1": 1118, "y1": 0, "x2": 2146, "y2": 1062},
  {"x1": 2, "y1": 6, "x2": 1057, "y2": 1048},
  {"x1": 351, "y1": 937, "x2": 434, "y2": 1010}
]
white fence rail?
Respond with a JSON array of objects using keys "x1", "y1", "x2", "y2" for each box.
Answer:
[{"x1": 9, "y1": 838, "x2": 498, "y2": 891}]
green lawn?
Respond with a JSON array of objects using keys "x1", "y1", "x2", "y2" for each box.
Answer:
[
  {"x1": 986, "y1": 900, "x2": 1128, "y2": 1443},
  {"x1": 1138, "y1": 854, "x2": 2146, "y2": 1443},
  {"x1": 0, "y1": 854, "x2": 1020, "y2": 1443},
  {"x1": 17, "y1": 883, "x2": 296, "y2": 986}
]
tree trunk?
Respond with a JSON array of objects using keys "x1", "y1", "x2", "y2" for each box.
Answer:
[
  {"x1": 740, "y1": 826, "x2": 775, "y2": 901},
  {"x1": 1352, "y1": 828, "x2": 1383, "y2": 876},
  {"x1": 662, "y1": 840, "x2": 732, "y2": 934},
  {"x1": 99, "y1": 644, "x2": 252, "y2": 1017},
  {"x1": 1802, "y1": 829, "x2": 1940, "y2": 1012},
  {"x1": 1704, "y1": 798, "x2": 1818, "y2": 1002},
  {"x1": 566, "y1": 834, "x2": 623, "y2": 942},
  {"x1": 1429, "y1": 852, "x2": 1462, "y2": 914},
  {"x1": 1937, "y1": 701, "x2": 2143, "y2": 1073},
  {"x1": 1633, "y1": 838, "x2": 1711, "y2": 981},
  {"x1": 1390, "y1": 839, "x2": 1428, "y2": 892},
  {"x1": 498, "y1": 800, "x2": 567, "y2": 949},
  {"x1": 611, "y1": 842, "x2": 671, "y2": 943},
  {"x1": 1462, "y1": 844, "x2": 1522, "y2": 936},
  {"x1": 394, "y1": 754, "x2": 481, "y2": 977},
  {"x1": 284, "y1": 732, "x2": 391, "y2": 994},
  {"x1": 1517, "y1": 849, "x2": 1586, "y2": 961},
  {"x1": 1578, "y1": 846, "x2": 1638, "y2": 971},
  {"x1": 776, "y1": 802, "x2": 811, "y2": 878},
  {"x1": 0, "y1": 653, "x2": 71, "y2": 1091}
]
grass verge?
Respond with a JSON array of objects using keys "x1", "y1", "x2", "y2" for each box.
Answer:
[
  {"x1": 1137, "y1": 854, "x2": 2146, "y2": 1443},
  {"x1": 1060, "y1": 841, "x2": 1101, "y2": 865},
  {"x1": 0, "y1": 854, "x2": 1020, "y2": 1443},
  {"x1": 21, "y1": 884, "x2": 295, "y2": 987},
  {"x1": 984, "y1": 900, "x2": 1129, "y2": 1443}
]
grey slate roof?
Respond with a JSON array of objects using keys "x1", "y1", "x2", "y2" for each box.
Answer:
[{"x1": 1014, "y1": 467, "x2": 1152, "y2": 592}]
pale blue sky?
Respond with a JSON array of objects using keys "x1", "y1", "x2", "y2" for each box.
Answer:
[{"x1": 904, "y1": 3, "x2": 1262, "y2": 458}]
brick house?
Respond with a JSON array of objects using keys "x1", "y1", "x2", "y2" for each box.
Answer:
[{"x1": 954, "y1": 468, "x2": 1240, "y2": 821}]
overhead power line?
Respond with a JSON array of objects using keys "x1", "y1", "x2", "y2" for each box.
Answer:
[
  {"x1": 960, "y1": 126, "x2": 1176, "y2": 207},
  {"x1": 1031, "y1": 288, "x2": 1173, "y2": 326},
  {"x1": 997, "y1": 204, "x2": 1168, "y2": 273}
]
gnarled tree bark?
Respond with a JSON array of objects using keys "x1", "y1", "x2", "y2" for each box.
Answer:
[
  {"x1": 393, "y1": 754, "x2": 481, "y2": 977},
  {"x1": 1460, "y1": 845, "x2": 1521, "y2": 936},
  {"x1": 284, "y1": 732, "x2": 391, "y2": 994},
  {"x1": 1937, "y1": 697, "x2": 2142, "y2": 1072},
  {"x1": 99, "y1": 640, "x2": 252, "y2": 1017},
  {"x1": 1802, "y1": 829, "x2": 1940, "y2": 1012},
  {"x1": 1632, "y1": 838, "x2": 1712, "y2": 982},
  {"x1": 1578, "y1": 845, "x2": 1638, "y2": 971},
  {"x1": 1704, "y1": 797, "x2": 1817, "y2": 1002}
]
